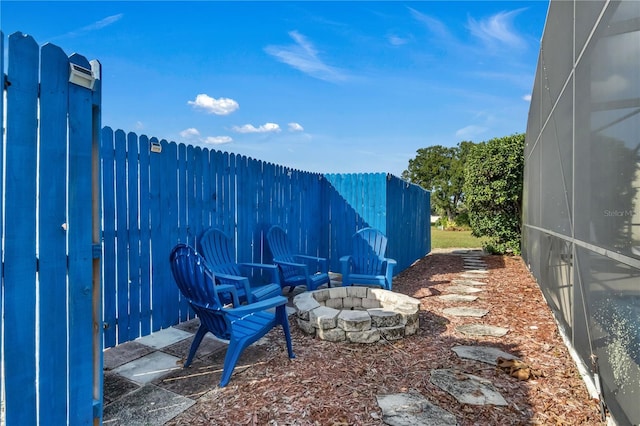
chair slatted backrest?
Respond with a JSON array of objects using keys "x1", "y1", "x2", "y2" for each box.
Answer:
[
  {"x1": 352, "y1": 228, "x2": 387, "y2": 275},
  {"x1": 266, "y1": 226, "x2": 299, "y2": 279},
  {"x1": 198, "y1": 228, "x2": 240, "y2": 276},
  {"x1": 266, "y1": 226, "x2": 294, "y2": 261},
  {"x1": 169, "y1": 244, "x2": 231, "y2": 340}
]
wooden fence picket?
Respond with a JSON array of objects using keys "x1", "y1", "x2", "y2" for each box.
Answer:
[
  {"x1": 114, "y1": 129, "x2": 130, "y2": 341},
  {"x1": 127, "y1": 132, "x2": 142, "y2": 340},
  {"x1": 139, "y1": 134, "x2": 152, "y2": 337},
  {"x1": 102, "y1": 127, "x2": 117, "y2": 347},
  {"x1": 148, "y1": 137, "x2": 165, "y2": 333},
  {"x1": 4, "y1": 32, "x2": 39, "y2": 425},
  {"x1": 38, "y1": 42, "x2": 69, "y2": 424}
]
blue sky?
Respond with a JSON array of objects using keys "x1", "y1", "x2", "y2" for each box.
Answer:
[{"x1": 2, "y1": 1, "x2": 549, "y2": 177}]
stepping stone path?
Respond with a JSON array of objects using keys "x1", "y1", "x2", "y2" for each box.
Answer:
[
  {"x1": 456, "y1": 323, "x2": 509, "y2": 337},
  {"x1": 451, "y1": 345, "x2": 519, "y2": 365},
  {"x1": 376, "y1": 392, "x2": 458, "y2": 426},
  {"x1": 437, "y1": 294, "x2": 478, "y2": 302},
  {"x1": 459, "y1": 273, "x2": 488, "y2": 279},
  {"x1": 443, "y1": 307, "x2": 489, "y2": 318},
  {"x1": 452, "y1": 279, "x2": 486, "y2": 286},
  {"x1": 430, "y1": 369, "x2": 508, "y2": 406},
  {"x1": 376, "y1": 251, "x2": 518, "y2": 425},
  {"x1": 446, "y1": 285, "x2": 483, "y2": 294}
]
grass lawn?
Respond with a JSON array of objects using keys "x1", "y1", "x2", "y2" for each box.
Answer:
[{"x1": 430, "y1": 226, "x2": 484, "y2": 249}]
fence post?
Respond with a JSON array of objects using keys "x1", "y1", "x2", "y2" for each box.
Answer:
[
  {"x1": 90, "y1": 59, "x2": 104, "y2": 423},
  {"x1": 67, "y1": 52, "x2": 102, "y2": 424}
]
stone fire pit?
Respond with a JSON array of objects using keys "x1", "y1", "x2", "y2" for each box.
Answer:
[{"x1": 292, "y1": 287, "x2": 420, "y2": 343}]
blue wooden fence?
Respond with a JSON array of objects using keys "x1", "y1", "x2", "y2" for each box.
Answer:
[
  {"x1": 1, "y1": 32, "x2": 102, "y2": 425},
  {"x1": 2, "y1": 30, "x2": 430, "y2": 424},
  {"x1": 99, "y1": 134, "x2": 431, "y2": 348}
]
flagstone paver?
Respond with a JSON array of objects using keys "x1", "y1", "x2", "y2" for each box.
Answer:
[
  {"x1": 464, "y1": 264, "x2": 487, "y2": 269},
  {"x1": 102, "y1": 384, "x2": 195, "y2": 425},
  {"x1": 446, "y1": 285, "x2": 483, "y2": 294},
  {"x1": 452, "y1": 279, "x2": 486, "y2": 286},
  {"x1": 376, "y1": 392, "x2": 458, "y2": 426},
  {"x1": 456, "y1": 324, "x2": 508, "y2": 337},
  {"x1": 430, "y1": 369, "x2": 508, "y2": 406},
  {"x1": 452, "y1": 345, "x2": 519, "y2": 365},
  {"x1": 464, "y1": 263, "x2": 487, "y2": 269},
  {"x1": 438, "y1": 294, "x2": 478, "y2": 302},
  {"x1": 443, "y1": 307, "x2": 489, "y2": 317},
  {"x1": 459, "y1": 273, "x2": 488, "y2": 279},
  {"x1": 463, "y1": 266, "x2": 488, "y2": 272}
]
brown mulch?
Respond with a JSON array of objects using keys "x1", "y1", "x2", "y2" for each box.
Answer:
[{"x1": 166, "y1": 251, "x2": 605, "y2": 425}]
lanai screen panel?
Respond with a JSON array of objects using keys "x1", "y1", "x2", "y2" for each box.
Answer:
[{"x1": 523, "y1": 1, "x2": 640, "y2": 424}]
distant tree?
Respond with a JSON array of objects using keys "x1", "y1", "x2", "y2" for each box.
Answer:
[
  {"x1": 402, "y1": 141, "x2": 474, "y2": 220},
  {"x1": 463, "y1": 133, "x2": 525, "y2": 254}
]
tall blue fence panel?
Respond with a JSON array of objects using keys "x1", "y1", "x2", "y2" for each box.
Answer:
[
  {"x1": 2, "y1": 32, "x2": 102, "y2": 425},
  {"x1": 101, "y1": 137, "x2": 335, "y2": 347},
  {"x1": 323, "y1": 172, "x2": 430, "y2": 273},
  {"x1": 386, "y1": 175, "x2": 431, "y2": 271}
]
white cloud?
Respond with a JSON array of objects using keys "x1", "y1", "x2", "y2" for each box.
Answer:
[
  {"x1": 409, "y1": 7, "x2": 452, "y2": 40},
  {"x1": 467, "y1": 9, "x2": 527, "y2": 49},
  {"x1": 264, "y1": 31, "x2": 348, "y2": 83},
  {"x1": 180, "y1": 128, "x2": 200, "y2": 138},
  {"x1": 455, "y1": 125, "x2": 488, "y2": 139},
  {"x1": 522, "y1": 94, "x2": 532, "y2": 102},
  {"x1": 232, "y1": 123, "x2": 281, "y2": 134},
  {"x1": 388, "y1": 34, "x2": 409, "y2": 46},
  {"x1": 180, "y1": 128, "x2": 231, "y2": 145},
  {"x1": 288, "y1": 122, "x2": 304, "y2": 132},
  {"x1": 203, "y1": 136, "x2": 233, "y2": 145},
  {"x1": 134, "y1": 121, "x2": 144, "y2": 131},
  {"x1": 188, "y1": 94, "x2": 239, "y2": 115},
  {"x1": 90, "y1": 14, "x2": 124, "y2": 30},
  {"x1": 61, "y1": 14, "x2": 124, "y2": 39}
]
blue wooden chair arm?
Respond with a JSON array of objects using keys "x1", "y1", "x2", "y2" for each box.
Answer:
[
  {"x1": 222, "y1": 295, "x2": 288, "y2": 316},
  {"x1": 273, "y1": 259, "x2": 310, "y2": 281},
  {"x1": 265, "y1": 225, "x2": 331, "y2": 291},
  {"x1": 211, "y1": 284, "x2": 241, "y2": 307},
  {"x1": 340, "y1": 228, "x2": 396, "y2": 290},
  {"x1": 384, "y1": 258, "x2": 397, "y2": 278},
  {"x1": 273, "y1": 258, "x2": 309, "y2": 272},
  {"x1": 292, "y1": 254, "x2": 328, "y2": 273},
  {"x1": 237, "y1": 262, "x2": 281, "y2": 285},
  {"x1": 214, "y1": 272, "x2": 254, "y2": 303},
  {"x1": 340, "y1": 255, "x2": 395, "y2": 273},
  {"x1": 339, "y1": 255, "x2": 353, "y2": 273}
]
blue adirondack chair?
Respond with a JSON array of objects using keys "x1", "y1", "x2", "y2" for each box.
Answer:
[
  {"x1": 169, "y1": 244, "x2": 295, "y2": 387},
  {"x1": 198, "y1": 228, "x2": 282, "y2": 304},
  {"x1": 340, "y1": 227, "x2": 397, "y2": 290},
  {"x1": 265, "y1": 225, "x2": 330, "y2": 292}
]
